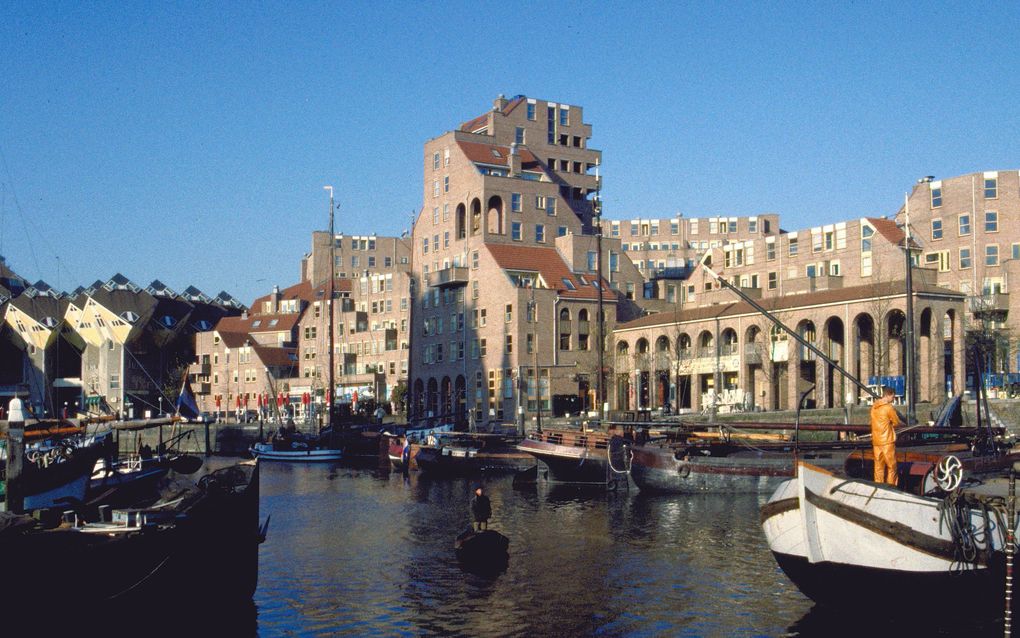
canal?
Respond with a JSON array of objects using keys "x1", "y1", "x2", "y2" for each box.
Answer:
[{"x1": 245, "y1": 463, "x2": 1002, "y2": 637}]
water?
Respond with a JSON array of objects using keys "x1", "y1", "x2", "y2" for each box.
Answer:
[{"x1": 246, "y1": 464, "x2": 1006, "y2": 637}]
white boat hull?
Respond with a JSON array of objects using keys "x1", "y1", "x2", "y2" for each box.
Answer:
[
  {"x1": 250, "y1": 443, "x2": 342, "y2": 462},
  {"x1": 761, "y1": 462, "x2": 1014, "y2": 609}
]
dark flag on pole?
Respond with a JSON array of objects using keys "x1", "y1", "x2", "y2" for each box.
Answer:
[{"x1": 176, "y1": 375, "x2": 201, "y2": 421}]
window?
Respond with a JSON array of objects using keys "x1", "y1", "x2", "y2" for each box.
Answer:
[
  {"x1": 728, "y1": 220, "x2": 737, "y2": 233},
  {"x1": 443, "y1": 231, "x2": 449, "y2": 248},
  {"x1": 511, "y1": 193, "x2": 521, "y2": 212},
  {"x1": 609, "y1": 251, "x2": 619, "y2": 272},
  {"x1": 806, "y1": 264, "x2": 817, "y2": 278},
  {"x1": 480, "y1": 339, "x2": 487, "y2": 356},
  {"x1": 444, "y1": 148, "x2": 449, "y2": 166},
  {"x1": 443, "y1": 176, "x2": 449, "y2": 193},
  {"x1": 515, "y1": 127, "x2": 525, "y2": 144},
  {"x1": 789, "y1": 237, "x2": 799, "y2": 256},
  {"x1": 505, "y1": 334, "x2": 513, "y2": 354},
  {"x1": 986, "y1": 211, "x2": 998, "y2": 232},
  {"x1": 766, "y1": 241, "x2": 776, "y2": 261},
  {"x1": 670, "y1": 221, "x2": 679, "y2": 235},
  {"x1": 587, "y1": 251, "x2": 597, "y2": 271},
  {"x1": 433, "y1": 234, "x2": 439, "y2": 252},
  {"x1": 559, "y1": 107, "x2": 568, "y2": 126},
  {"x1": 527, "y1": 102, "x2": 536, "y2": 120},
  {"x1": 985, "y1": 176, "x2": 998, "y2": 199},
  {"x1": 505, "y1": 304, "x2": 513, "y2": 323},
  {"x1": 433, "y1": 152, "x2": 440, "y2": 170},
  {"x1": 959, "y1": 214, "x2": 971, "y2": 236},
  {"x1": 931, "y1": 186, "x2": 942, "y2": 208},
  {"x1": 1013, "y1": 244, "x2": 1020, "y2": 261},
  {"x1": 986, "y1": 245, "x2": 999, "y2": 266},
  {"x1": 768, "y1": 272, "x2": 777, "y2": 290},
  {"x1": 829, "y1": 261, "x2": 840, "y2": 276},
  {"x1": 443, "y1": 203, "x2": 449, "y2": 221},
  {"x1": 931, "y1": 219, "x2": 943, "y2": 240},
  {"x1": 511, "y1": 222, "x2": 522, "y2": 241},
  {"x1": 749, "y1": 219, "x2": 758, "y2": 234},
  {"x1": 433, "y1": 180, "x2": 439, "y2": 197},
  {"x1": 471, "y1": 250, "x2": 479, "y2": 269},
  {"x1": 535, "y1": 224, "x2": 545, "y2": 243},
  {"x1": 558, "y1": 226, "x2": 568, "y2": 237},
  {"x1": 545, "y1": 198, "x2": 556, "y2": 215},
  {"x1": 368, "y1": 256, "x2": 376, "y2": 267}
]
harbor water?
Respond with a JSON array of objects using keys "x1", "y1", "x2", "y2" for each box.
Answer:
[{"x1": 245, "y1": 463, "x2": 1004, "y2": 637}]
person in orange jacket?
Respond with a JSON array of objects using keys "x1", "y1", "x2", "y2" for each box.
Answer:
[{"x1": 870, "y1": 386, "x2": 902, "y2": 486}]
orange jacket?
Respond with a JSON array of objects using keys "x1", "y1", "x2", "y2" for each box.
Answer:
[{"x1": 869, "y1": 399, "x2": 900, "y2": 446}]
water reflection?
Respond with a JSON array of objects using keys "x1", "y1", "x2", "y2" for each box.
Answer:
[{"x1": 255, "y1": 464, "x2": 993, "y2": 636}]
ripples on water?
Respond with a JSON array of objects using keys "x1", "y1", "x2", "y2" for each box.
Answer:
[{"x1": 246, "y1": 464, "x2": 1006, "y2": 637}]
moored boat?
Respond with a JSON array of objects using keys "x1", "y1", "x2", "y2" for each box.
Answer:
[
  {"x1": 517, "y1": 427, "x2": 631, "y2": 486},
  {"x1": 416, "y1": 433, "x2": 535, "y2": 476},
  {"x1": 1, "y1": 461, "x2": 264, "y2": 613},
  {"x1": 761, "y1": 459, "x2": 1020, "y2": 612},
  {"x1": 251, "y1": 436, "x2": 343, "y2": 462}
]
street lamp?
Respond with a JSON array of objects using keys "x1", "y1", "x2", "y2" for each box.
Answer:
[{"x1": 158, "y1": 396, "x2": 163, "y2": 416}]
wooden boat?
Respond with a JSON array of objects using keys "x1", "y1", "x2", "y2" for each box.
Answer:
[
  {"x1": 251, "y1": 436, "x2": 343, "y2": 462},
  {"x1": 383, "y1": 422, "x2": 456, "y2": 471},
  {"x1": 628, "y1": 421, "x2": 994, "y2": 494},
  {"x1": 516, "y1": 427, "x2": 631, "y2": 486},
  {"x1": 761, "y1": 458, "x2": 1020, "y2": 612},
  {"x1": 455, "y1": 528, "x2": 509, "y2": 574},
  {"x1": 416, "y1": 433, "x2": 535, "y2": 476},
  {"x1": 0, "y1": 461, "x2": 264, "y2": 613},
  {"x1": 1, "y1": 435, "x2": 106, "y2": 512}
]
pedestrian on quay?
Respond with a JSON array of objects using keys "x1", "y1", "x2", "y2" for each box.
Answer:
[
  {"x1": 471, "y1": 486, "x2": 491, "y2": 531},
  {"x1": 869, "y1": 386, "x2": 901, "y2": 486}
]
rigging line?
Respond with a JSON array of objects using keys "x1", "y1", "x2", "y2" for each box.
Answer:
[
  {"x1": 124, "y1": 345, "x2": 176, "y2": 407},
  {"x1": 0, "y1": 143, "x2": 43, "y2": 278}
]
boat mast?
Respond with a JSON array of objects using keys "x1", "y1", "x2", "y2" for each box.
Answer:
[
  {"x1": 594, "y1": 158, "x2": 606, "y2": 422},
  {"x1": 904, "y1": 193, "x2": 917, "y2": 426},
  {"x1": 325, "y1": 185, "x2": 336, "y2": 433}
]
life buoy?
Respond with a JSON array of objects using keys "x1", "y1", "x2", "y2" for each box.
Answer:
[{"x1": 676, "y1": 459, "x2": 691, "y2": 479}]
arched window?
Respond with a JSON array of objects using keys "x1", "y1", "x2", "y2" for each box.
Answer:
[
  {"x1": 559, "y1": 308, "x2": 571, "y2": 350},
  {"x1": 578, "y1": 309, "x2": 590, "y2": 350}
]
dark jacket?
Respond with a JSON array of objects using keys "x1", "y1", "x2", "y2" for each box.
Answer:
[{"x1": 471, "y1": 494, "x2": 492, "y2": 522}]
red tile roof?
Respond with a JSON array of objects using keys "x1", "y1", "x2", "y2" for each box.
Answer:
[
  {"x1": 252, "y1": 345, "x2": 297, "y2": 368},
  {"x1": 456, "y1": 141, "x2": 542, "y2": 170},
  {"x1": 216, "y1": 312, "x2": 301, "y2": 335},
  {"x1": 485, "y1": 244, "x2": 618, "y2": 302},
  {"x1": 866, "y1": 217, "x2": 919, "y2": 248}
]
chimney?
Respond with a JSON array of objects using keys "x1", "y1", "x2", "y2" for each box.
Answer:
[
  {"x1": 508, "y1": 142, "x2": 521, "y2": 177},
  {"x1": 271, "y1": 285, "x2": 281, "y2": 313},
  {"x1": 493, "y1": 94, "x2": 508, "y2": 112}
]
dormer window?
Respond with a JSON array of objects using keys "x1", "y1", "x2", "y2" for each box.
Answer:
[
  {"x1": 42, "y1": 317, "x2": 58, "y2": 328},
  {"x1": 160, "y1": 315, "x2": 177, "y2": 328},
  {"x1": 268, "y1": 319, "x2": 279, "y2": 327},
  {"x1": 562, "y1": 278, "x2": 576, "y2": 291},
  {"x1": 120, "y1": 311, "x2": 139, "y2": 323},
  {"x1": 490, "y1": 148, "x2": 502, "y2": 158},
  {"x1": 252, "y1": 320, "x2": 262, "y2": 328}
]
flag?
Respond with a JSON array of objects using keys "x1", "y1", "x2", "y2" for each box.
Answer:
[{"x1": 176, "y1": 375, "x2": 201, "y2": 421}]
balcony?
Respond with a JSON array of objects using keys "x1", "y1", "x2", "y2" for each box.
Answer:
[
  {"x1": 785, "y1": 274, "x2": 843, "y2": 295},
  {"x1": 195, "y1": 382, "x2": 211, "y2": 395},
  {"x1": 190, "y1": 362, "x2": 211, "y2": 375},
  {"x1": 648, "y1": 266, "x2": 692, "y2": 280},
  {"x1": 431, "y1": 266, "x2": 469, "y2": 288},
  {"x1": 969, "y1": 293, "x2": 1010, "y2": 315}
]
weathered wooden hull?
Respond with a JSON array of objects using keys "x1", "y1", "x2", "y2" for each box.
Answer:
[
  {"x1": 0, "y1": 462, "x2": 261, "y2": 613},
  {"x1": 630, "y1": 445, "x2": 849, "y2": 494},
  {"x1": 761, "y1": 461, "x2": 1015, "y2": 612},
  {"x1": 516, "y1": 438, "x2": 612, "y2": 484}
]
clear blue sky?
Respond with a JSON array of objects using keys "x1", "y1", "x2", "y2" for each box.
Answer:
[{"x1": 2, "y1": 2, "x2": 1018, "y2": 304}]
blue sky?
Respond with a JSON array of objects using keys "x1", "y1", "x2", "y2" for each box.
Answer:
[{"x1": 2, "y1": 2, "x2": 1019, "y2": 304}]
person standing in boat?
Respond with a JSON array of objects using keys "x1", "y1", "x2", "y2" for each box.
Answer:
[
  {"x1": 869, "y1": 386, "x2": 901, "y2": 486},
  {"x1": 471, "y1": 486, "x2": 492, "y2": 531}
]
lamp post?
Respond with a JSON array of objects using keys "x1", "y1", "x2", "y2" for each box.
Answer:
[
  {"x1": 158, "y1": 396, "x2": 163, "y2": 416},
  {"x1": 593, "y1": 158, "x2": 606, "y2": 423}
]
